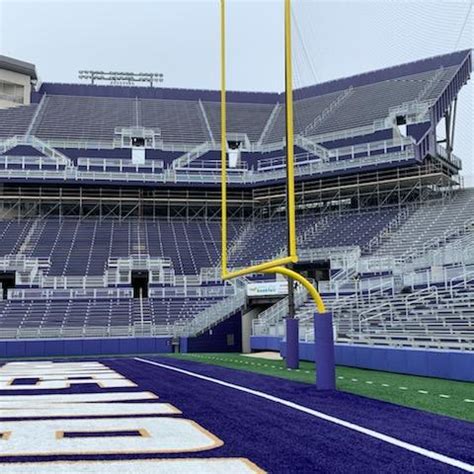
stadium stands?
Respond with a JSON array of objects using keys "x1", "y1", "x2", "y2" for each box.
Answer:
[
  {"x1": 0, "y1": 49, "x2": 472, "y2": 353},
  {"x1": 0, "y1": 295, "x2": 224, "y2": 338},
  {"x1": 371, "y1": 190, "x2": 474, "y2": 259},
  {"x1": 4, "y1": 50, "x2": 465, "y2": 154},
  {"x1": 0, "y1": 104, "x2": 37, "y2": 138},
  {"x1": 0, "y1": 218, "x2": 244, "y2": 276}
]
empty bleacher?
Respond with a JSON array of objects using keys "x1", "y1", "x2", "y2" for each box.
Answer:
[
  {"x1": 140, "y1": 98, "x2": 210, "y2": 144},
  {"x1": 332, "y1": 282, "x2": 474, "y2": 350},
  {"x1": 0, "y1": 295, "x2": 224, "y2": 338},
  {"x1": 228, "y1": 209, "x2": 399, "y2": 268},
  {"x1": 0, "y1": 104, "x2": 37, "y2": 138},
  {"x1": 203, "y1": 101, "x2": 275, "y2": 143},
  {"x1": 0, "y1": 50, "x2": 471, "y2": 349},
  {"x1": 372, "y1": 189, "x2": 474, "y2": 259},
  {"x1": 34, "y1": 95, "x2": 136, "y2": 142},
  {"x1": 0, "y1": 218, "x2": 244, "y2": 276}
]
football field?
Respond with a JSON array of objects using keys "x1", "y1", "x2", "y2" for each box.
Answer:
[{"x1": 1, "y1": 357, "x2": 473, "y2": 472}]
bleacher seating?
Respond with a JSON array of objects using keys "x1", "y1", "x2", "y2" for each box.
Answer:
[
  {"x1": 228, "y1": 209, "x2": 399, "y2": 268},
  {"x1": 333, "y1": 282, "x2": 474, "y2": 350},
  {"x1": 0, "y1": 220, "x2": 32, "y2": 255},
  {"x1": 8, "y1": 50, "x2": 465, "y2": 155},
  {"x1": 203, "y1": 101, "x2": 275, "y2": 143},
  {"x1": 0, "y1": 104, "x2": 37, "y2": 138},
  {"x1": 372, "y1": 190, "x2": 474, "y2": 258},
  {"x1": 0, "y1": 295, "x2": 223, "y2": 338},
  {"x1": 0, "y1": 218, "x2": 246, "y2": 276},
  {"x1": 302, "y1": 210, "x2": 398, "y2": 250},
  {"x1": 140, "y1": 98, "x2": 210, "y2": 144},
  {"x1": 34, "y1": 95, "x2": 136, "y2": 142},
  {"x1": 258, "y1": 274, "x2": 474, "y2": 351},
  {"x1": 0, "y1": 50, "x2": 471, "y2": 348},
  {"x1": 0, "y1": 218, "x2": 242, "y2": 276}
]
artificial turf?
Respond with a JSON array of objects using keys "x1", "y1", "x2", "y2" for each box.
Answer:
[{"x1": 166, "y1": 352, "x2": 474, "y2": 422}]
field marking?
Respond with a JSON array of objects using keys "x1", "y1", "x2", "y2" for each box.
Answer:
[
  {"x1": 135, "y1": 358, "x2": 474, "y2": 473},
  {"x1": 181, "y1": 355, "x2": 465, "y2": 402}
]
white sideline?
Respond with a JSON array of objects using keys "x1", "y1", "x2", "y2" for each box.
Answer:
[{"x1": 134, "y1": 357, "x2": 474, "y2": 473}]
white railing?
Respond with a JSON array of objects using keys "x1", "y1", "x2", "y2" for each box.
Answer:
[
  {"x1": 257, "y1": 102, "x2": 281, "y2": 146},
  {"x1": 172, "y1": 141, "x2": 212, "y2": 169},
  {"x1": 0, "y1": 143, "x2": 416, "y2": 185},
  {"x1": 78, "y1": 157, "x2": 164, "y2": 173},
  {"x1": 365, "y1": 206, "x2": 412, "y2": 254},
  {"x1": 174, "y1": 289, "x2": 247, "y2": 337},
  {"x1": 437, "y1": 144, "x2": 462, "y2": 168},
  {"x1": 304, "y1": 86, "x2": 354, "y2": 137},
  {"x1": 449, "y1": 270, "x2": 474, "y2": 297},
  {"x1": 402, "y1": 286, "x2": 439, "y2": 317},
  {"x1": 41, "y1": 275, "x2": 106, "y2": 289},
  {"x1": 0, "y1": 156, "x2": 67, "y2": 170},
  {"x1": 294, "y1": 135, "x2": 330, "y2": 160},
  {"x1": 253, "y1": 283, "x2": 309, "y2": 329},
  {"x1": 400, "y1": 215, "x2": 474, "y2": 263},
  {"x1": 8, "y1": 287, "x2": 133, "y2": 300},
  {"x1": 149, "y1": 285, "x2": 235, "y2": 299}
]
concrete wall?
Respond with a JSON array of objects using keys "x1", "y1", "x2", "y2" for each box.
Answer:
[
  {"x1": 0, "y1": 336, "x2": 173, "y2": 359},
  {"x1": 0, "y1": 68, "x2": 32, "y2": 108},
  {"x1": 241, "y1": 307, "x2": 263, "y2": 353},
  {"x1": 251, "y1": 336, "x2": 474, "y2": 382},
  {"x1": 181, "y1": 312, "x2": 242, "y2": 354}
]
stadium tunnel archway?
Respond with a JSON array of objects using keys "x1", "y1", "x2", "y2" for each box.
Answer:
[
  {"x1": 0, "y1": 272, "x2": 15, "y2": 300},
  {"x1": 131, "y1": 270, "x2": 149, "y2": 299},
  {"x1": 294, "y1": 261, "x2": 330, "y2": 289}
]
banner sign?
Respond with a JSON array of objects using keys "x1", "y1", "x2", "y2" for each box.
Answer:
[{"x1": 246, "y1": 281, "x2": 288, "y2": 297}]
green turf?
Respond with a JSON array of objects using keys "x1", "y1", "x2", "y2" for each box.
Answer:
[{"x1": 165, "y1": 352, "x2": 474, "y2": 422}]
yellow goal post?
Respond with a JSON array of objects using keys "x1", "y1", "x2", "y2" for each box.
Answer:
[{"x1": 219, "y1": 0, "x2": 326, "y2": 314}]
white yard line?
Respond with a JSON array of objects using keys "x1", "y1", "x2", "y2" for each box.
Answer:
[
  {"x1": 135, "y1": 357, "x2": 474, "y2": 473},
  {"x1": 184, "y1": 355, "x2": 466, "y2": 403}
]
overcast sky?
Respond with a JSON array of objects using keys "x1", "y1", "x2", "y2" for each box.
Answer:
[{"x1": 0, "y1": 0, "x2": 472, "y2": 184}]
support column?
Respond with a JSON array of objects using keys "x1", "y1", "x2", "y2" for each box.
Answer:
[
  {"x1": 241, "y1": 307, "x2": 261, "y2": 354},
  {"x1": 179, "y1": 337, "x2": 189, "y2": 354},
  {"x1": 314, "y1": 312, "x2": 336, "y2": 390},
  {"x1": 285, "y1": 317, "x2": 299, "y2": 369}
]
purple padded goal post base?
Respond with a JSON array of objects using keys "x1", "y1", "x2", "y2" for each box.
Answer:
[
  {"x1": 314, "y1": 311, "x2": 336, "y2": 390},
  {"x1": 285, "y1": 317, "x2": 299, "y2": 369}
]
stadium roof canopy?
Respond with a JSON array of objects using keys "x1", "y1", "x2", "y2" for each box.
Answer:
[{"x1": 0, "y1": 54, "x2": 37, "y2": 80}]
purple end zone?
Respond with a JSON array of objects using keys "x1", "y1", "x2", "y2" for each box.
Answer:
[
  {"x1": 1, "y1": 357, "x2": 473, "y2": 473},
  {"x1": 315, "y1": 311, "x2": 336, "y2": 390},
  {"x1": 285, "y1": 318, "x2": 299, "y2": 369}
]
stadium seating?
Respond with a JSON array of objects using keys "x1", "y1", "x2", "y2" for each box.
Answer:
[
  {"x1": 0, "y1": 50, "x2": 471, "y2": 350},
  {"x1": 203, "y1": 101, "x2": 276, "y2": 143},
  {"x1": 371, "y1": 190, "x2": 474, "y2": 258},
  {"x1": 8, "y1": 52, "x2": 464, "y2": 154},
  {"x1": 256, "y1": 276, "x2": 474, "y2": 351},
  {"x1": 332, "y1": 281, "x2": 474, "y2": 350},
  {"x1": 140, "y1": 98, "x2": 210, "y2": 144},
  {"x1": 0, "y1": 104, "x2": 37, "y2": 138},
  {"x1": 0, "y1": 218, "x2": 242, "y2": 276},
  {"x1": 0, "y1": 295, "x2": 223, "y2": 338}
]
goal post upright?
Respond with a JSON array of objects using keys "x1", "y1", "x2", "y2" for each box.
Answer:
[
  {"x1": 284, "y1": 0, "x2": 297, "y2": 368},
  {"x1": 219, "y1": 0, "x2": 335, "y2": 389}
]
